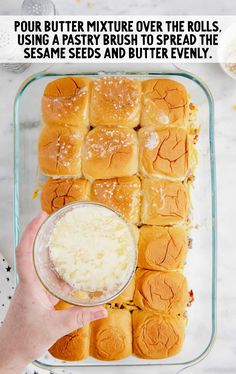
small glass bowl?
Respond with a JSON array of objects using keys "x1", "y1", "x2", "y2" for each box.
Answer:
[{"x1": 33, "y1": 201, "x2": 137, "y2": 306}]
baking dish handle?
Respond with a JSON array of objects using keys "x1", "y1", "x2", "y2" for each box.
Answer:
[
  {"x1": 15, "y1": 62, "x2": 186, "y2": 96},
  {"x1": 41, "y1": 62, "x2": 182, "y2": 75},
  {"x1": 34, "y1": 361, "x2": 188, "y2": 373}
]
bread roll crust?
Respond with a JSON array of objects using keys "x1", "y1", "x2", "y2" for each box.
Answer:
[
  {"x1": 49, "y1": 301, "x2": 89, "y2": 361},
  {"x1": 132, "y1": 311, "x2": 186, "y2": 359},
  {"x1": 139, "y1": 127, "x2": 189, "y2": 180},
  {"x1": 41, "y1": 178, "x2": 91, "y2": 214},
  {"x1": 54, "y1": 300, "x2": 72, "y2": 310},
  {"x1": 134, "y1": 269, "x2": 188, "y2": 315},
  {"x1": 42, "y1": 77, "x2": 90, "y2": 129},
  {"x1": 110, "y1": 275, "x2": 135, "y2": 304},
  {"x1": 38, "y1": 126, "x2": 86, "y2": 177},
  {"x1": 49, "y1": 326, "x2": 90, "y2": 361},
  {"x1": 138, "y1": 226, "x2": 188, "y2": 271},
  {"x1": 82, "y1": 127, "x2": 139, "y2": 180},
  {"x1": 90, "y1": 309, "x2": 132, "y2": 360},
  {"x1": 90, "y1": 77, "x2": 142, "y2": 128},
  {"x1": 141, "y1": 178, "x2": 189, "y2": 225},
  {"x1": 91, "y1": 176, "x2": 141, "y2": 224},
  {"x1": 141, "y1": 78, "x2": 189, "y2": 129}
]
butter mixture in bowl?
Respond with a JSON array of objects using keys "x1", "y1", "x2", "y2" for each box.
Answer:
[{"x1": 33, "y1": 202, "x2": 137, "y2": 306}]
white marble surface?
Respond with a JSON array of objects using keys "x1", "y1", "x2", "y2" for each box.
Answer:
[
  {"x1": 0, "y1": 1, "x2": 236, "y2": 373},
  {"x1": 0, "y1": 0, "x2": 235, "y2": 15}
]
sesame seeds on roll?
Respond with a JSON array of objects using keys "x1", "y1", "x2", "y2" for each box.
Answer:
[
  {"x1": 90, "y1": 76, "x2": 142, "y2": 128},
  {"x1": 42, "y1": 76, "x2": 90, "y2": 129},
  {"x1": 82, "y1": 126, "x2": 139, "y2": 180}
]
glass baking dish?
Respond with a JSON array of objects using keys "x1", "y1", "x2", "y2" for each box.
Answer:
[{"x1": 14, "y1": 64, "x2": 217, "y2": 373}]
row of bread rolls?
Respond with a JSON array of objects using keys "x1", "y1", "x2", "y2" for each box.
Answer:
[
  {"x1": 41, "y1": 176, "x2": 189, "y2": 226},
  {"x1": 41, "y1": 76, "x2": 195, "y2": 130},
  {"x1": 131, "y1": 76, "x2": 193, "y2": 361},
  {"x1": 38, "y1": 125, "x2": 196, "y2": 181},
  {"x1": 49, "y1": 297, "x2": 187, "y2": 361},
  {"x1": 132, "y1": 77, "x2": 193, "y2": 361}
]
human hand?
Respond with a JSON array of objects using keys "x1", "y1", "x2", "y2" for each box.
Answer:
[{"x1": 0, "y1": 212, "x2": 108, "y2": 374}]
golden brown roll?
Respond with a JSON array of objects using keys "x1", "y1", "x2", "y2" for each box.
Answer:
[
  {"x1": 42, "y1": 77, "x2": 90, "y2": 129},
  {"x1": 141, "y1": 178, "x2": 189, "y2": 225},
  {"x1": 139, "y1": 127, "x2": 189, "y2": 180},
  {"x1": 49, "y1": 327, "x2": 90, "y2": 361},
  {"x1": 130, "y1": 224, "x2": 140, "y2": 243},
  {"x1": 134, "y1": 269, "x2": 189, "y2": 315},
  {"x1": 138, "y1": 226, "x2": 188, "y2": 271},
  {"x1": 49, "y1": 301, "x2": 89, "y2": 361},
  {"x1": 90, "y1": 309, "x2": 132, "y2": 360},
  {"x1": 132, "y1": 311, "x2": 186, "y2": 359},
  {"x1": 110, "y1": 275, "x2": 135, "y2": 304},
  {"x1": 141, "y1": 79, "x2": 189, "y2": 129},
  {"x1": 54, "y1": 300, "x2": 72, "y2": 310},
  {"x1": 82, "y1": 127, "x2": 139, "y2": 180},
  {"x1": 38, "y1": 126, "x2": 86, "y2": 177},
  {"x1": 90, "y1": 77, "x2": 142, "y2": 128},
  {"x1": 41, "y1": 178, "x2": 91, "y2": 214},
  {"x1": 91, "y1": 176, "x2": 141, "y2": 224}
]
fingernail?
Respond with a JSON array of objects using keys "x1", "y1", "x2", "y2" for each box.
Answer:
[{"x1": 91, "y1": 309, "x2": 108, "y2": 321}]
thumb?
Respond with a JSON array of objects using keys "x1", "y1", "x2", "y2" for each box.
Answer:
[
  {"x1": 16, "y1": 211, "x2": 48, "y2": 282},
  {"x1": 52, "y1": 305, "x2": 108, "y2": 337}
]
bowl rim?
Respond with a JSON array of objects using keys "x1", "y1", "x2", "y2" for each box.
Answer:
[{"x1": 33, "y1": 200, "x2": 138, "y2": 307}]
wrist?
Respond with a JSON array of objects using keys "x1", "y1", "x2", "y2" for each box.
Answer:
[
  {"x1": 0, "y1": 364, "x2": 25, "y2": 374},
  {"x1": 0, "y1": 358, "x2": 26, "y2": 374},
  {"x1": 0, "y1": 326, "x2": 29, "y2": 374}
]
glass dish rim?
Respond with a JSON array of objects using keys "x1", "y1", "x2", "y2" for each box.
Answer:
[
  {"x1": 33, "y1": 200, "x2": 137, "y2": 307},
  {"x1": 13, "y1": 69, "x2": 217, "y2": 371}
]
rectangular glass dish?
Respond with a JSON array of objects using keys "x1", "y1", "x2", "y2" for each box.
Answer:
[{"x1": 14, "y1": 65, "x2": 217, "y2": 373}]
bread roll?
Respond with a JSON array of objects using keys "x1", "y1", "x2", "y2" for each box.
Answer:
[
  {"x1": 134, "y1": 269, "x2": 188, "y2": 315},
  {"x1": 90, "y1": 77, "x2": 142, "y2": 128},
  {"x1": 91, "y1": 176, "x2": 141, "y2": 224},
  {"x1": 138, "y1": 226, "x2": 188, "y2": 271},
  {"x1": 130, "y1": 224, "x2": 140, "y2": 243},
  {"x1": 49, "y1": 326, "x2": 90, "y2": 361},
  {"x1": 42, "y1": 77, "x2": 90, "y2": 129},
  {"x1": 38, "y1": 126, "x2": 86, "y2": 177},
  {"x1": 49, "y1": 301, "x2": 89, "y2": 361},
  {"x1": 132, "y1": 311, "x2": 186, "y2": 359},
  {"x1": 141, "y1": 179, "x2": 189, "y2": 225},
  {"x1": 54, "y1": 300, "x2": 72, "y2": 310},
  {"x1": 139, "y1": 127, "x2": 189, "y2": 180},
  {"x1": 41, "y1": 178, "x2": 91, "y2": 214},
  {"x1": 141, "y1": 79, "x2": 189, "y2": 129},
  {"x1": 110, "y1": 275, "x2": 135, "y2": 304},
  {"x1": 90, "y1": 309, "x2": 132, "y2": 360},
  {"x1": 82, "y1": 127, "x2": 138, "y2": 180}
]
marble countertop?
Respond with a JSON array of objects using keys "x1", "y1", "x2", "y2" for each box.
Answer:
[
  {"x1": 0, "y1": 0, "x2": 235, "y2": 15},
  {"x1": 0, "y1": 1, "x2": 236, "y2": 373}
]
